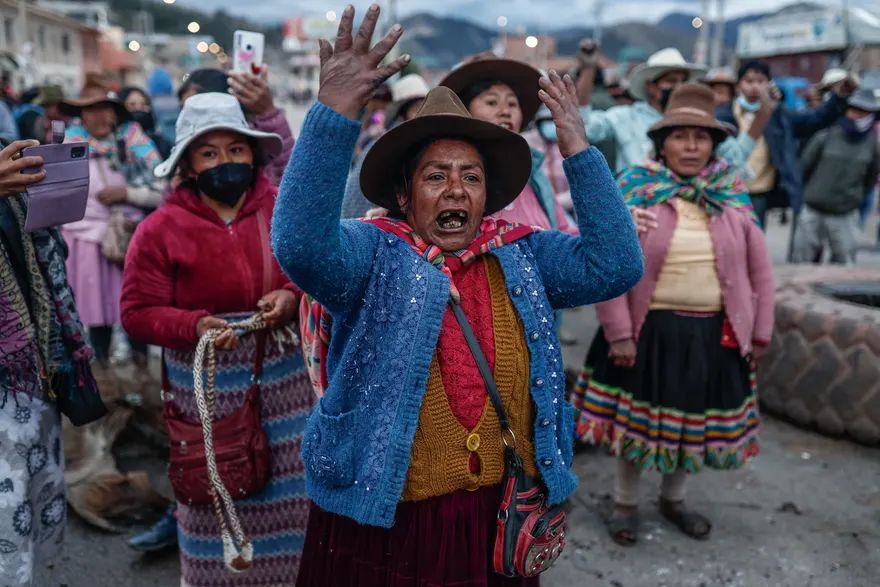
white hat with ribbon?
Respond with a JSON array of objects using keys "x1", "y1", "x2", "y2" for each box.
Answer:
[{"x1": 627, "y1": 48, "x2": 708, "y2": 102}]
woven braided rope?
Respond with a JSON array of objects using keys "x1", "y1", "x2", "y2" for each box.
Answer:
[{"x1": 192, "y1": 314, "x2": 266, "y2": 572}]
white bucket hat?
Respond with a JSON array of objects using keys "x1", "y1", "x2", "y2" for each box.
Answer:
[
  {"x1": 627, "y1": 48, "x2": 708, "y2": 102},
  {"x1": 154, "y1": 92, "x2": 283, "y2": 178}
]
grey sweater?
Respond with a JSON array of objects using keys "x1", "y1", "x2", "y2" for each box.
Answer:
[{"x1": 801, "y1": 124, "x2": 880, "y2": 215}]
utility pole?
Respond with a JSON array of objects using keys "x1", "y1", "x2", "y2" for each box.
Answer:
[
  {"x1": 710, "y1": 0, "x2": 726, "y2": 68},
  {"x1": 593, "y1": 0, "x2": 604, "y2": 46},
  {"x1": 387, "y1": 0, "x2": 399, "y2": 59},
  {"x1": 694, "y1": 0, "x2": 711, "y2": 65},
  {"x1": 18, "y1": 0, "x2": 32, "y2": 88}
]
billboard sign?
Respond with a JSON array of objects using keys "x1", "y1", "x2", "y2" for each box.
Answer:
[{"x1": 737, "y1": 8, "x2": 847, "y2": 58}]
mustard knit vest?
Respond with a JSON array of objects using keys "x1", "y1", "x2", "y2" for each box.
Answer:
[{"x1": 402, "y1": 258, "x2": 537, "y2": 501}]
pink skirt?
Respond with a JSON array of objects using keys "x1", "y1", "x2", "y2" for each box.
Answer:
[{"x1": 63, "y1": 235, "x2": 122, "y2": 327}]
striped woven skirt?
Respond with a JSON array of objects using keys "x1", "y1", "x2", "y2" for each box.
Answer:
[
  {"x1": 570, "y1": 311, "x2": 760, "y2": 473},
  {"x1": 165, "y1": 322, "x2": 315, "y2": 587}
]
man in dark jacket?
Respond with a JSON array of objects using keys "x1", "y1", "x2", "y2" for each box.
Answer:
[
  {"x1": 792, "y1": 88, "x2": 880, "y2": 264},
  {"x1": 717, "y1": 61, "x2": 855, "y2": 228}
]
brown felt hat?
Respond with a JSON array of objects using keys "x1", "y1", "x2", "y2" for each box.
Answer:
[
  {"x1": 647, "y1": 83, "x2": 728, "y2": 143},
  {"x1": 59, "y1": 72, "x2": 129, "y2": 120},
  {"x1": 360, "y1": 86, "x2": 532, "y2": 216},
  {"x1": 439, "y1": 56, "x2": 543, "y2": 125}
]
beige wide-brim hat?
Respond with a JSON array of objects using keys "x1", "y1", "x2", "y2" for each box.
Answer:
[
  {"x1": 439, "y1": 57, "x2": 543, "y2": 124},
  {"x1": 386, "y1": 74, "x2": 431, "y2": 124},
  {"x1": 647, "y1": 83, "x2": 729, "y2": 144},
  {"x1": 154, "y1": 92, "x2": 282, "y2": 178},
  {"x1": 701, "y1": 67, "x2": 737, "y2": 89},
  {"x1": 628, "y1": 48, "x2": 708, "y2": 102},
  {"x1": 817, "y1": 68, "x2": 848, "y2": 91},
  {"x1": 360, "y1": 86, "x2": 532, "y2": 216}
]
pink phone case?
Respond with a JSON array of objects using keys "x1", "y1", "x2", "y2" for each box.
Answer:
[{"x1": 23, "y1": 142, "x2": 90, "y2": 232}]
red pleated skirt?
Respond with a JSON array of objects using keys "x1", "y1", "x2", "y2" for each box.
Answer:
[{"x1": 296, "y1": 485, "x2": 540, "y2": 587}]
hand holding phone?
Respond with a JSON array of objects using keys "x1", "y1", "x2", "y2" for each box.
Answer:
[
  {"x1": 233, "y1": 30, "x2": 265, "y2": 74},
  {"x1": 0, "y1": 140, "x2": 46, "y2": 199},
  {"x1": 228, "y1": 65, "x2": 274, "y2": 116},
  {"x1": 22, "y1": 141, "x2": 90, "y2": 232}
]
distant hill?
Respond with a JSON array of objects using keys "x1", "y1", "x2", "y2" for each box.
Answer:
[
  {"x1": 399, "y1": 8, "x2": 781, "y2": 69},
  {"x1": 56, "y1": 1, "x2": 819, "y2": 71},
  {"x1": 398, "y1": 13, "x2": 495, "y2": 69}
]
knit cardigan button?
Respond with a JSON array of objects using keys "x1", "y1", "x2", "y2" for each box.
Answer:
[
  {"x1": 542, "y1": 458, "x2": 553, "y2": 466},
  {"x1": 534, "y1": 378, "x2": 545, "y2": 387},
  {"x1": 466, "y1": 433, "x2": 481, "y2": 452},
  {"x1": 540, "y1": 418, "x2": 551, "y2": 427},
  {"x1": 512, "y1": 286, "x2": 523, "y2": 296},
  {"x1": 530, "y1": 331, "x2": 540, "y2": 341}
]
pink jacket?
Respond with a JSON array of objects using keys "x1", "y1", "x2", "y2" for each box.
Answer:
[
  {"x1": 251, "y1": 107, "x2": 295, "y2": 185},
  {"x1": 596, "y1": 200, "x2": 775, "y2": 356}
]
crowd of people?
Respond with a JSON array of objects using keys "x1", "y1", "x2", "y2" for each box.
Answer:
[{"x1": 0, "y1": 3, "x2": 878, "y2": 586}]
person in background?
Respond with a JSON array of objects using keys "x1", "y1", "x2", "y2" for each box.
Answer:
[
  {"x1": 0, "y1": 91, "x2": 18, "y2": 142},
  {"x1": 119, "y1": 86, "x2": 173, "y2": 159},
  {"x1": 577, "y1": 47, "x2": 769, "y2": 174},
  {"x1": 0, "y1": 139, "x2": 98, "y2": 586},
  {"x1": 122, "y1": 93, "x2": 313, "y2": 584},
  {"x1": 440, "y1": 55, "x2": 578, "y2": 232},
  {"x1": 341, "y1": 73, "x2": 430, "y2": 218},
  {"x1": 15, "y1": 85, "x2": 68, "y2": 144},
  {"x1": 702, "y1": 67, "x2": 737, "y2": 111},
  {"x1": 792, "y1": 88, "x2": 880, "y2": 264},
  {"x1": 524, "y1": 104, "x2": 573, "y2": 212},
  {"x1": 178, "y1": 67, "x2": 295, "y2": 186},
  {"x1": 607, "y1": 80, "x2": 635, "y2": 107},
  {"x1": 716, "y1": 61, "x2": 854, "y2": 228},
  {"x1": 147, "y1": 68, "x2": 180, "y2": 146},
  {"x1": 355, "y1": 82, "x2": 392, "y2": 156},
  {"x1": 58, "y1": 74, "x2": 161, "y2": 370},
  {"x1": 572, "y1": 84, "x2": 774, "y2": 546},
  {"x1": 13, "y1": 86, "x2": 45, "y2": 142}
]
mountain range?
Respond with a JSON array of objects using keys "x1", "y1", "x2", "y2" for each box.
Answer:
[
  {"x1": 66, "y1": 0, "x2": 824, "y2": 70},
  {"x1": 397, "y1": 6, "x2": 813, "y2": 69}
]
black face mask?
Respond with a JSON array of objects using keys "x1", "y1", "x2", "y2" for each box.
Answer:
[
  {"x1": 196, "y1": 163, "x2": 253, "y2": 208},
  {"x1": 659, "y1": 88, "x2": 674, "y2": 111},
  {"x1": 129, "y1": 110, "x2": 155, "y2": 133}
]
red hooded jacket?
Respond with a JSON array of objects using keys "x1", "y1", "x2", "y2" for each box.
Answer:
[{"x1": 121, "y1": 173, "x2": 298, "y2": 351}]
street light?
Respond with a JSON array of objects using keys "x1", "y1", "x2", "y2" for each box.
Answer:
[
  {"x1": 196, "y1": 41, "x2": 209, "y2": 53},
  {"x1": 525, "y1": 35, "x2": 538, "y2": 48},
  {"x1": 692, "y1": 17, "x2": 704, "y2": 29},
  {"x1": 187, "y1": 21, "x2": 200, "y2": 33},
  {"x1": 209, "y1": 43, "x2": 221, "y2": 54},
  {"x1": 128, "y1": 40, "x2": 141, "y2": 52},
  {"x1": 163, "y1": 0, "x2": 175, "y2": 4},
  {"x1": 326, "y1": 10, "x2": 337, "y2": 22},
  {"x1": 497, "y1": 16, "x2": 508, "y2": 28}
]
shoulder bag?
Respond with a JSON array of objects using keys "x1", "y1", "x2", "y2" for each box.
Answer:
[{"x1": 449, "y1": 298, "x2": 567, "y2": 578}]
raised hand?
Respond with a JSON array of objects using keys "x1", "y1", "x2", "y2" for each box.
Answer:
[
  {"x1": 317, "y1": 4, "x2": 410, "y2": 120},
  {"x1": 538, "y1": 70, "x2": 590, "y2": 158}
]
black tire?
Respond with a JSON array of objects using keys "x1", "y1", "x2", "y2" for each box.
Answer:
[{"x1": 758, "y1": 266, "x2": 880, "y2": 445}]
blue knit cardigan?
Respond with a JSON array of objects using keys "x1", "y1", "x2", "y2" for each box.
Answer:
[{"x1": 272, "y1": 102, "x2": 643, "y2": 528}]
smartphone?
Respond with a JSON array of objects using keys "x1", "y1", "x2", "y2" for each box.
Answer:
[
  {"x1": 233, "y1": 30, "x2": 265, "y2": 74},
  {"x1": 22, "y1": 142, "x2": 90, "y2": 232}
]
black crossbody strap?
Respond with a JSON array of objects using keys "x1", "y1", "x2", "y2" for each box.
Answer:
[{"x1": 448, "y1": 297, "x2": 512, "y2": 435}]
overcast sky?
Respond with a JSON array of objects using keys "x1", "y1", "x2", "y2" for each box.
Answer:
[{"x1": 175, "y1": 0, "x2": 864, "y2": 29}]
